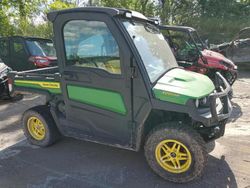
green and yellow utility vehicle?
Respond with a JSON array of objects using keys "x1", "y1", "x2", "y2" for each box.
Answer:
[{"x1": 8, "y1": 7, "x2": 232, "y2": 183}]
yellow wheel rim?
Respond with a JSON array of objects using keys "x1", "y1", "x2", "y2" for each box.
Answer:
[
  {"x1": 155, "y1": 139, "x2": 192, "y2": 174},
  {"x1": 27, "y1": 117, "x2": 46, "y2": 141}
]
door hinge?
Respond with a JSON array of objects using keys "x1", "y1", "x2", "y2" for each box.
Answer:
[
  {"x1": 131, "y1": 66, "x2": 137, "y2": 78},
  {"x1": 128, "y1": 121, "x2": 137, "y2": 147},
  {"x1": 54, "y1": 72, "x2": 61, "y2": 79}
]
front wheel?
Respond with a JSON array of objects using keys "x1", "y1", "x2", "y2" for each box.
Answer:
[
  {"x1": 144, "y1": 122, "x2": 207, "y2": 183},
  {"x1": 228, "y1": 89, "x2": 233, "y2": 99}
]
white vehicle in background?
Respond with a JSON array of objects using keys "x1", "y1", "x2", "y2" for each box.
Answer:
[
  {"x1": 0, "y1": 58, "x2": 12, "y2": 99},
  {"x1": 211, "y1": 27, "x2": 250, "y2": 63}
]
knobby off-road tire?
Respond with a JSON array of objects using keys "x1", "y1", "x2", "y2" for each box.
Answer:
[
  {"x1": 23, "y1": 105, "x2": 61, "y2": 147},
  {"x1": 228, "y1": 89, "x2": 233, "y2": 100},
  {"x1": 205, "y1": 140, "x2": 216, "y2": 153},
  {"x1": 144, "y1": 122, "x2": 207, "y2": 183}
]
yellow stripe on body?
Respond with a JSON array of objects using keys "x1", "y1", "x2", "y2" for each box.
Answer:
[{"x1": 15, "y1": 80, "x2": 60, "y2": 89}]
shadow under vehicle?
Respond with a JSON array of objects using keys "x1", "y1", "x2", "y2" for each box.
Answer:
[
  {"x1": 0, "y1": 139, "x2": 237, "y2": 188},
  {"x1": 8, "y1": 7, "x2": 232, "y2": 183},
  {"x1": 160, "y1": 25, "x2": 238, "y2": 90},
  {"x1": 211, "y1": 27, "x2": 250, "y2": 64},
  {"x1": 0, "y1": 36, "x2": 57, "y2": 71}
]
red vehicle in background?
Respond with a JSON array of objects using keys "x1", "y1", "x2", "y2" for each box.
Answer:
[
  {"x1": 0, "y1": 36, "x2": 57, "y2": 71},
  {"x1": 160, "y1": 25, "x2": 238, "y2": 92}
]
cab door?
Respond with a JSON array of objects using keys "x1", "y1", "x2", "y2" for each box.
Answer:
[
  {"x1": 10, "y1": 37, "x2": 30, "y2": 71},
  {"x1": 0, "y1": 38, "x2": 10, "y2": 67},
  {"x1": 54, "y1": 12, "x2": 133, "y2": 146}
]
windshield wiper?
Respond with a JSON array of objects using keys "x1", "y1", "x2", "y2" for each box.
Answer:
[
  {"x1": 152, "y1": 66, "x2": 179, "y2": 85},
  {"x1": 144, "y1": 23, "x2": 160, "y2": 34}
]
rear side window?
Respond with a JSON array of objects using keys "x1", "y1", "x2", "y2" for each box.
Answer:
[
  {"x1": 63, "y1": 20, "x2": 121, "y2": 75},
  {"x1": 26, "y1": 40, "x2": 56, "y2": 57},
  {"x1": 0, "y1": 39, "x2": 9, "y2": 57},
  {"x1": 13, "y1": 38, "x2": 26, "y2": 56},
  {"x1": 162, "y1": 30, "x2": 198, "y2": 62}
]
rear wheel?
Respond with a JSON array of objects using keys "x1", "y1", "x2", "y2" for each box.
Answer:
[
  {"x1": 23, "y1": 105, "x2": 61, "y2": 147},
  {"x1": 144, "y1": 122, "x2": 207, "y2": 183}
]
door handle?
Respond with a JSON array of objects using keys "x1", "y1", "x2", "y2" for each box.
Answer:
[{"x1": 64, "y1": 72, "x2": 78, "y2": 80}]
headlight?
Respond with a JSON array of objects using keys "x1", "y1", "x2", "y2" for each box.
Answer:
[
  {"x1": 195, "y1": 99, "x2": 199, "y2": 108},
  {"x1": 195, "y1": 97, "x2": 209, "y2": 108},
  {"x1": 216, "y1": 98, "x2": 223, "y2": 114},
  {"x1": 220, "y1": 60, "x2": 237, "y2": 70},
  {"x1": 199, "y1": 97, "x2": 208, "y2": 105}
]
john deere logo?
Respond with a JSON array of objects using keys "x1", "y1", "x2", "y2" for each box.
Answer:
[
  {"x1": 162, "y1": 91, "x2": 179, "y2": 97},
  {"x1": 40, "y1": 82, "x2": 60, "y2": 89}
]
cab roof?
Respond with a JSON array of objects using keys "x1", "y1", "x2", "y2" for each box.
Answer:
[
  {"x1": 47, "y1": 7, "x2": 148, "y2": 22},
  {"x1": 0, "y1": 36, "x2": 52, "y2": 41},
  {"x1": 159, "y1": 25, "x2": 196, "y2": 33}
]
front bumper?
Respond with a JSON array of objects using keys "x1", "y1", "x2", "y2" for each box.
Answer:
[
  {"x1": 224, "y1": 69, "x2": 237, "y2": 85},
  {"x1": 190, "y1": 72, "x2": 232, "y2": 127}
]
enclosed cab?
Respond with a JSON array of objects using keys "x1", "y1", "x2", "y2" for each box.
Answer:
[
  {"x1": 8, "y1": 7, "x2": 232, "y2": 183},
  {"x1": 0, "y1": 36, "x2": 57, "y2": 71}
]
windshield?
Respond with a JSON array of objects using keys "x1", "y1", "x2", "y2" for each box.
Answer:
[
  {"x1": 161, "y1": 29, "x2": 201, "y2": 62},
  {"x1": 26, "y1": 39, "x2": 56, "y2": 57},
  {"x1": 122, "y1": 20, "x2": 177, "y2": 82},
  {"x1": 190, "y1": 31, "x2": 205, "y2": 50}
]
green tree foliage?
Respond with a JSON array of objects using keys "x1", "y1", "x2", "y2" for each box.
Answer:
[
  {"x1": 0, "y1": 0, "x2": 249, "y2": 43},
  {"x1": 0, "y1": 0, "x2": 76, "y2": 38},
  {"x1": 100, "y1": 0, "x2": 157, "y2": 16},
  {"x1": 0, "y1": 10, "x2": 14, "y2": 36},
  {"x1": 196, "y1": 0, "x2": 250, "y2": 43},
  {"x1": 159, "y1": 0, "x2": 201, "y2": 25},
  {"x1": 49, "y1": 0, "x2": 76, "y2": 11},
  {"x1": 159, "y1": 0, "x2": 250, "y2": 43},
  {"x1": 6, "y1": 0, "x2": 46, "y2": 35},
  {"x1": 0, "y1": 0, "x2": 14, "y2": 36}
]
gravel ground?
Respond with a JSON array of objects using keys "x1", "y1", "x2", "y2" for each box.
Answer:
[{"x1": 0, "y1": 70, "x2": 249, "y2": 188}]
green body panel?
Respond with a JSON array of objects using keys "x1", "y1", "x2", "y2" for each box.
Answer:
[
  {"x1": 153, "y1": 68, "x2": 215, "y2": 105},
  {"x1": 67, "y1": 85, "x2": 127, "y2": 115},
  {"x1": 14, "y1": 80, "x2": 62, "y2": 94}
]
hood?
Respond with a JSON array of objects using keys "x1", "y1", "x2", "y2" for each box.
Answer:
[
  {"x1": 201, "y1": 49, "x2": 236, "y2": 69},
  {"x1": 153, "y1": 68, "x2": 214, "y2": 105}
]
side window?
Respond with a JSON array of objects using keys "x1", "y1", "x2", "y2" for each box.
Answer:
[
  {"x1": 168, "y1": 31, "x2": 197, "y2": 62},
  {"x1": 63, "y1": 20, "x2": 121, "y2": 74},
  {"x1": 0, "y1": 39, "x2": 9, "y2": 57},
  {"x1": 13, "y1": 38, "x2": 25, "y2": 56}
]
